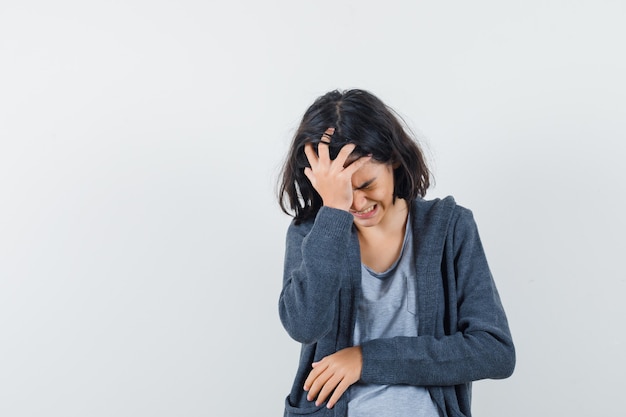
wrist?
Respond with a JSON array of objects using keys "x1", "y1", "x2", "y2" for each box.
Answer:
[{"x1": 322, "y1": 201, "x2": 351, "y2": 212}]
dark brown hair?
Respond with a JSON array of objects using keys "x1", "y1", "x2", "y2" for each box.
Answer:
[{"x1": 278, "y1": 89, "x2": 430, "y2": 223}]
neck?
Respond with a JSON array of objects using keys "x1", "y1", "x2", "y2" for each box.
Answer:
[{"x1": 356, "y1": 198, "x2": 409, "y2": 240}]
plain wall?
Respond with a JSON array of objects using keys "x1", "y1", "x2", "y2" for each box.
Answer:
[{"x1": 1, "y1": 1, "x2": 624, "y2": 416}]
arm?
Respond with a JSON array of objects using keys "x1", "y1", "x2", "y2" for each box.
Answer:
[
  {"x1": 360, "y1": 208, "x2": 515, "y2": 386},
  {"x1": 279, "y1": 133, "x2": 370, "y2": 344},
  {"x1": 278, "y1": 207, "x2": 355, "y2": 344}
]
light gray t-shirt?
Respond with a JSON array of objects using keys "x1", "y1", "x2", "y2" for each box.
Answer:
[{"x1": 348, "y1": 217, "x2": 441, "y2": 417}]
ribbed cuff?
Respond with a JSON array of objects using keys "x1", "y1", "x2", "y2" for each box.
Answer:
[{"x1": 312, "y1": 206, "x2": 354, "y2": 240}]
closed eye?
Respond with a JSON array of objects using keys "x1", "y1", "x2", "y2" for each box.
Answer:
[{"x1": 354, "y1": 178, "x2": 376, "y2": 191}]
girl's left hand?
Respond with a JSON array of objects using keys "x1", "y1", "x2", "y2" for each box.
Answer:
[{"x1": 303, "y1": 346, "x2": 363, "y2": 409}]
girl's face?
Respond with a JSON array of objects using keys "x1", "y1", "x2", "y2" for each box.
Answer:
[{"x1": 348, "y1": 160, "x2": 405, "y2": 229}]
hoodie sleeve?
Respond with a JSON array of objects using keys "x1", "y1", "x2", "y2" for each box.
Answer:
[
  {"x1": 278, "y1": 207, "x2": 355, "y2": 344},
  {"x1": 359, "y1": 207, "x2": 515, "y2": 386}
]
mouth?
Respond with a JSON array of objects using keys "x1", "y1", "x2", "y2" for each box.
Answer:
[{"x1": 350, "y1": 204, "x2": 378, "y2": 219}]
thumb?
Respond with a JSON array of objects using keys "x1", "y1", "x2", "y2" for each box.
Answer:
[{"x1": 303, "y1": 167, "x2": 315, "y2": 183}]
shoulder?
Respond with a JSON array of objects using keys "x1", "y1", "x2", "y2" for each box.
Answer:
[
  {"x1": 410, "y1": 196, "x2": 478, "y2": 239},
  {"x1": 413, "y1": 195, "x2": 456, "y2": 213},
  {"x1": 412, "y1": 195, "x2": 475, "y2": 221},
  {"x1": 411, "y1": 195, "x2": 459, "y2": 226}
]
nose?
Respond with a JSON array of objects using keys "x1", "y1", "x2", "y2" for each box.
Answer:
[{"x1": 351, "y1": 190, "x2": 367, "y2": 211}]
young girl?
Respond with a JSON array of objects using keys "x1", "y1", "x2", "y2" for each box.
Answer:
[{"x1": 277, "y1": 89, "x2": 515, "y2": 417}]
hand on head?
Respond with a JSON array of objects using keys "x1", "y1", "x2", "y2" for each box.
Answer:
[{"x1": 303, "y1": 128, "x2": 372, "y2": 212}]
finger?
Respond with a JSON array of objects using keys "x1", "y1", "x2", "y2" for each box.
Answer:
[
  {"x1": 303, "y1": 143, "x2": 318, "y2": 167},
  {"x1": 307, "y1": 364, "x2": 333, "y2": 401},
  {"x1": 315, "y1": 374, "x2": 342, "y2": 406},
  {"x1": 303, "y1": 361, "x2": 328, "y2": 391},
  {"x1": 332, "y1": 143, "x2": 357, "y2": 169},
  {"x1": 320, "y1": 127, "x2": 335, "y2": 143},
  {"x1": 317, "y1": 138, "x2": 331, "y2": 164},
  {"x1": 342, "y1": 154, "x2": 373, "y2": 176},
  {"x1": 326, "y1": 379, "x2": 351, "y2": 409},
  {"x1": 306, "y1": 367, "x2": 332, "y2": 401},
  {"x1": 317, "y1": 127, "x2": 335, "y2": 162},
  {"x1": 303, "y1": 167, "x2": 315, "y2": 185}
]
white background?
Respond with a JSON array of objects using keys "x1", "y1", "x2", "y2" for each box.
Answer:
[{"x1": 1, "y1": 1, "x2": 624, "y2": 416}]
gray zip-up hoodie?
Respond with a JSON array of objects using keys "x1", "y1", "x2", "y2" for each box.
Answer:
[{"x1": 279, "y1": 196, "x2": 515, "y2": 417}]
